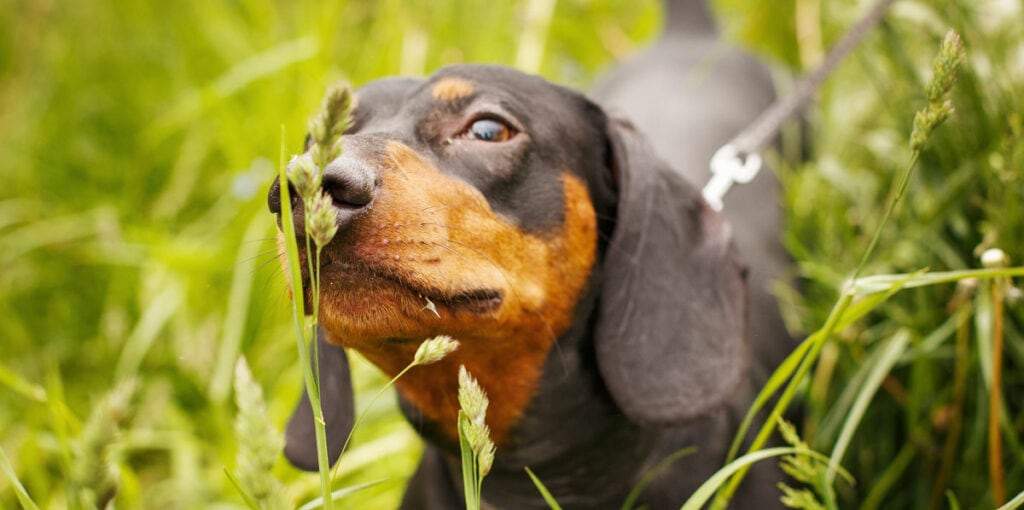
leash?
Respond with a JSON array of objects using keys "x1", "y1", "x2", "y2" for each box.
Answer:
[{"x1": 702, "y1": 0, "x2": 900, "y2": 211}]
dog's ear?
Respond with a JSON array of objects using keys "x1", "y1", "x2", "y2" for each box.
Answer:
[
  {"x1": 284, "y1": 329, "x2": 354, "y2": 471},
  {"x1": 594, "y1": 117, "x2": 748, "y2": 425}
]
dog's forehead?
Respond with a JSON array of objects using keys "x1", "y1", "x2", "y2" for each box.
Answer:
[
  {"x1": 352, "y1": 65, "x2": 581, "y2": 124},
  {"x1": 427, "y1": 65, "x2": 564, "y2": 100}
]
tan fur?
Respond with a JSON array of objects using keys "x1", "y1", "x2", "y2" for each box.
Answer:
[
  {"x1": 316, "y1": 141, "x2": 597, "y2": 445},
  {"x1": 431, "y1": 77, "x2": 475, "y2": 101}
]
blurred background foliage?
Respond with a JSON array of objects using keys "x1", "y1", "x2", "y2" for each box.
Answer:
[{"x1": 1, "y1": 0, "x2": 1021, "y2": 508}]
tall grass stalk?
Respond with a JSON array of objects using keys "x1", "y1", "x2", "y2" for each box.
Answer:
[
  {"x1": 711, "y1": 30, "x2": 966, "y2": 507},
  {"x1": 277, "y1": 83, "x2": 352, "y2": 508},
  {"x1": 982, "y1": 249, "x2": 1010, "y2": 505},
  {"x1": 276, "y1": 125, "x2": 330, "y2": 503},
  {"x1": 457, "y1": 366, "x2": 496, "y2": 510},
  {"x1": 332, "y1": 336, "x2": 459, "y2": 480}
]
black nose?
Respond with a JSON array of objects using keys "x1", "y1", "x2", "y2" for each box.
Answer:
[
  {"x1": 321, "y1": 157, "x2": 377, "y2": 209},
  {"x1": 267, "y1": 154, "x2": 379, "y2": 232}
]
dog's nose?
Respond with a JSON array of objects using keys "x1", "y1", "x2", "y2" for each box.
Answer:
[
  {"x1": 321, "y1": 156, "x2": 377, "y2": 210},
  {"x1": 267, "y1": 154, "x2": 379, "y2": 232}
]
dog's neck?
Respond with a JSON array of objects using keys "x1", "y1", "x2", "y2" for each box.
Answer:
[
  {"x1": 486, "y1": 295, "x2": 662, "y2": 506},
  {"x1": 399, "y1": 281, "x2": 668, "y2": 507}
]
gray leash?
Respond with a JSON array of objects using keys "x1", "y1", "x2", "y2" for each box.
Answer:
[{"x1": 702, "y1": 0, "x2": 900, "y2": 210}]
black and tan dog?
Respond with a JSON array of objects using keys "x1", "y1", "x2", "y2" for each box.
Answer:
[{"x1": 267, "y1": 7, "x2": 787, "y2": 508}]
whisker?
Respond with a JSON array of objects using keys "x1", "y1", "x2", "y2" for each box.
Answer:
[
  {"x1": 253, "y1": 254, "x2": 286, "y2": 274},
  {"x1": 240, "y1": 236, "x2": 279, "y2": 245},
  {"x1": 426, "y1": 241, "x2": 474, "y2": 265},
  {"x1": 238, "y1": 248, "x2": 284, "y2": 268},
  {"x1": 419, "y1": 204, "x2": 455, "y2": 214}
]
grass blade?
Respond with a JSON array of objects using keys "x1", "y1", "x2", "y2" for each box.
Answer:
[
  {"x1": 852, "y1": 266, "x2": 1024, "y2": 294},
  {"x1": 681, "y1": 447, "x2": 849, "y2": 510},
  {"x1": 524, "y1": 466, "x2": 562, "y2": 510},
  {"x1": 223, "y1": 468, "x2": 261, "y2": 510},
  {"x1": 297, "y1": 479, "x2": 390, "y2": 510},
  {"x1": 859, "y1": 443, "x2": 916, "y2": 510},
  {"x1": 826, "y1": 330, "x2": 911, "y2": 484},
  {"x1": 726, "y1": 271, "x2": 913, "y2": 463},
  {"x1": 725, "y1": 335, "x2": 814, "y2": 462},
  {"x1": 620, "y1": 447, "x2": 695, "y2": 510},
  {"x1": 945, "y1": 491, "x2": 961, "y2": 510},
  {"x1": 997, "y1": 489, "x2": 1024, "y2": 510},
  {"x1": 0, "y1": 447, "x2": 40, "y2": 510}
]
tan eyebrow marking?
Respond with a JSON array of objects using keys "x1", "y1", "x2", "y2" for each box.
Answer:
[{"x1": 431, "y1": 77, "x2": 475, "y2": 101}]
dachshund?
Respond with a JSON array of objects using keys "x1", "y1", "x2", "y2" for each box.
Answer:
[{"x1": 267, "y1": 5, "x2": 790, "y2": 506}]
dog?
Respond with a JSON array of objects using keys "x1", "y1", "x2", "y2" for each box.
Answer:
[{"x1": 267, "y1": 5, "x2": 789, "y2": 507}]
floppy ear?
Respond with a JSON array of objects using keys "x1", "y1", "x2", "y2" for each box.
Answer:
[
  {"x1": 594, "y1": 117, "x2": 748, "y2": 426},
  {"x1": 283, "y1": 329, "x2": 355, "y2": 471}
]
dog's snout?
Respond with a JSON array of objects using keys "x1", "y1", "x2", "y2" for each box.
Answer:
[
  {"x1": 322, "y1": 157, "x2": 377, "y2": 210},
  {"x1": 266, "y1": 153, "x2": 380, "y2": 235}
]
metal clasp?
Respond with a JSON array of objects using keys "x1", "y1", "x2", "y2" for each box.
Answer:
[{"x1": 702, "y1": 144, "x2": 762, "y2": 211}]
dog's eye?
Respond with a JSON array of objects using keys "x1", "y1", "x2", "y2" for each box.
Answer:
[{"x1": 460, "y1": 118, "x2": 514, "y2": 142}]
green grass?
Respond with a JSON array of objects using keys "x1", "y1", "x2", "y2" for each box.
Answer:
[{"x1": 1, "y1": 0, "x2": 1022, "y2": 508}]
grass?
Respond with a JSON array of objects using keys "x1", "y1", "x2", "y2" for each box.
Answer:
[{"x1": 1, "y1": 0, "x2": 1022, "y2": 508}]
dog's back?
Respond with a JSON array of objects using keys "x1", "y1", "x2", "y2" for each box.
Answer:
[{"x1": 593, "y1": 0, "x2": 791, "y2": 379}]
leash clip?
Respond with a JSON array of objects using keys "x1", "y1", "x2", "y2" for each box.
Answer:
[{"x1": 702, "y1": 144, "x2": 762, "y2": 211}]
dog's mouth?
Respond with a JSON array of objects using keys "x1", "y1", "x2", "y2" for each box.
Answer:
[{"x1": 309, "y1": 258, "x2": 505, "y2": 316}]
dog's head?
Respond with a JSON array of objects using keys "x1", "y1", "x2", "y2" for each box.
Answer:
[{"x1": 268, "y1": 64, "x2": 747, "y2": 470}]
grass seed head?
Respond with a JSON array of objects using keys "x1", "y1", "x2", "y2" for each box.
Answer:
[
  {"x1": 458, "y1": 365, "x2": 489, "y2": 426},
  {"x1": 233, "y1": 358, "x2": 289, "y2": 509},
  {"x1": 911, "y1": 100, "x2": 955, "y2": 151},
  {"x1": 72, "y1": 379, "x2": 137, "y2": 508},
  {"x1": 309, "y1": 84, "x2": 353, "y2": 168},
  {"x1": 413, "y1": 335, "x2": 460, "y2": 366},
  {"x1": 779, "y1": 484, "x2": 827, "y2": 510},
  {"x1": 926, "y1": 30, "x2": 966, "y2": 103},
  {"x1": 478, "y1": 439, "x2": 496, "y2": 477},
  {"x1": 912, "y1": 30, "x2": 965, "y2": 151},
  {"x1": 457, "y1": 365, "x2": 497, "y2": 477},
  {"x1": 307, "y1": 192, "x2": 339, "y2": 247},
  {"x1": 287, "y1": 154, "x2": 321, "y2": 201}
]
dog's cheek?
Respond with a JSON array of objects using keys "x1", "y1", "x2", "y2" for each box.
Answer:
[{"x1": 536, "y1": 173, "x2": 599, "y2": 326}]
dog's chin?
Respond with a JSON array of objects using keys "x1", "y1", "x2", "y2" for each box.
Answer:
[{"x1": 309, "y1": 260, "x2": 506, "y2": 346}]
